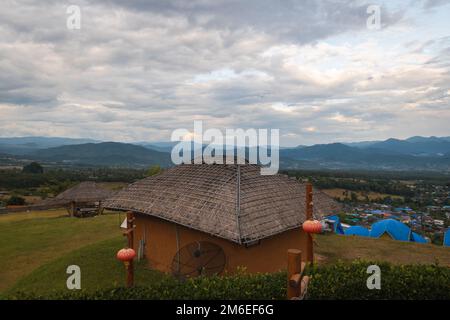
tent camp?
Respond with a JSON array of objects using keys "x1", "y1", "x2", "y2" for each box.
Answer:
[
  {"x1": 325, "y1": 215, "x2": 345, "y2": 235},
  {"x1": 369, "y1": 219, "x2": 411, "y2": 241},
  {"x1": 344, "y1": 226, "x2": 370, "y2": 237},
  {"x1": 411, "y1": 232, "x2": 428, "y2": 244},
  {"x1": 444, "y1": 229, "x2": 450, "y2": 247}
]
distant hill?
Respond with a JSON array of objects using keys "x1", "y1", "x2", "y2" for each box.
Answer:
[
  {"x1": 280, "y1": 143, "x2": 450, "y2": 171},
  {"x1": 0, "y1": 137, "x2": 100, "y2": 155},
  {"x1": 343, "y1": 136, "x2": 450, "y2": 156},
  {"x1": 368, "y1": 138, "x2": 450, "y2": 156},
  {"x1": 136, "y1": 141, "x2": 179, "y2": 153},
  {"x1": 30, "y1": 142, "x2": 172, "y2": 167},
  {"x1": 1, "y1": 135, "x2": 450, "y2": 171}
]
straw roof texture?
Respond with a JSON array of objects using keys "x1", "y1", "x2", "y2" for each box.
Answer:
[
  {"x1": 103, "y1": 163, "x2": 342, "y2": 244},
  {"x1": 42, "y1": 181, "x2": 114, "y2": 206}
]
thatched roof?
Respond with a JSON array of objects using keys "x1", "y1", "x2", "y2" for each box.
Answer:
[
  {"x1": 103, "y1": 163, "x2": 342, "y2": 244},
  {"x1": 42, "y1": 181, "x2": 114, "y2": 206}
]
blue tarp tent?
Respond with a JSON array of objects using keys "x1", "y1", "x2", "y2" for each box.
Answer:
[
  {"x1": 369, "y1": 219, "x2": 411, "y2": 241},
  {"x1": 344, "y1": 226, "x2": 370, "y2": 237},
  {"x1": 326, "y1": 215, "x2": 345, "y2": 235},
  {"x1": 410, "y1": 232, "x2": 428, "y2": 244},
  {"x1": 444, "y1": 229, "x2": 450, "y2": 247}
]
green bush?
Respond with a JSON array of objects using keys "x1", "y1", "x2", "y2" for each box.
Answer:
[
  {"x1": 6, "y1": 261, "x2": 450, "y2": 300},
  {"x1": 306, "y1": 260, "x2": 450, "y2": 300},
  {"x1": 7, "y1": 271, "x2": 286, "y2": 300},
  {"x1": 22, "y1": 162, "x2": 44, "y2": 174},
  {"x1": 6, "y1": 195, "x2": 26, "y2": 206}
]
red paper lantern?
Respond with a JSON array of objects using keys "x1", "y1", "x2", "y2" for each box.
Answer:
[
  {"x1": 117, "y1": 248, "x2": 136, "y2": 263},
  {"x1": 302, "y1": 220, "x2": 322, "y2": 234}
]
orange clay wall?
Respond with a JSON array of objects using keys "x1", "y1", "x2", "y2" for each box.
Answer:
[{"x1": 133, "y1": 213, "x2": 310, "y2": 274}]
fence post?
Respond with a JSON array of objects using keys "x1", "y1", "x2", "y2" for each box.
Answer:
[{"x1": 287, "y1": 249, "x2": 302, "y2": 299}]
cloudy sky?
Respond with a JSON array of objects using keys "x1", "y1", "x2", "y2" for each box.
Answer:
[{"x1": 0, "y1": 0, "x2": 449, "y2": 146}]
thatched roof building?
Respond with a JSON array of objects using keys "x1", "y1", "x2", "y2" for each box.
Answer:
[
  {"x1": 43, "y1": 181, "x2": 114, "y2": 207},
  {"x1": 104, "y1": 163, "x2": 341, "y2": 244},
  {"x1": 105, "y1": 162, "x2": 342, "y2": 275}
]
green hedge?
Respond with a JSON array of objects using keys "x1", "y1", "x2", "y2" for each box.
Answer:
[
  {"x1": 306, "y1": 260, "x2": 450, "y2": 300},
  {"x1": 6, "y1": 261, "x2": 450, "y2": 300},
  {"x1": 7, "y1": 272, "x2": 286, "y2": 300}
]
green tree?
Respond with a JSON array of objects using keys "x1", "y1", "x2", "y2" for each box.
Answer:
[
  {"x1": 7, "y1": 195, "x2": 26, "y2": 206},
  {"x1": 22, "y1": 162, "x2": 44, "y2": 174},
  {"x1": 146, "y1": 165, "x2": 162, "y2": 177}
]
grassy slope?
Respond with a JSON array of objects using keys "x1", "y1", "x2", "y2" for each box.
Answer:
[
  {"x1": 5, "y1": 237, "x2": 164, "y2": 296},
  {"x1": 316, "y1": 233, "x2": 450, "y2": 266},
  {"x1": 0, "y1": 209, "x2": 124, "y2": 292}
]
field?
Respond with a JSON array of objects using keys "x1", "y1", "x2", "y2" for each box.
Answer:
[
  {"x1": 322, "y1": 188, "x2": 404, "y2": 201},
  {"x1": 1, "y1": 209, "x2": 449, "y2": 297}
]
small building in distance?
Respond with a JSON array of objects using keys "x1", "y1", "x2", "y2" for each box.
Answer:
[
  {"x1": 104, "y1": 162, "x2": 342, "y2": 277},
  {"x1": 43, "y1": 181, "x2": 114, "y2": 217}
]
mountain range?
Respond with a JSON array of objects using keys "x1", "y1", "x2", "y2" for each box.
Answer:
[{"x1": 1, "y1": 136, "x2": 450, "y2": 171}]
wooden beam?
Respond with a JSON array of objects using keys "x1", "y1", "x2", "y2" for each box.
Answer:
[
  {"x1": 287, "y1": 249, "x2": 302, "y2": 299},
  {"x1": 126, "y1": 211, "x2": 135, "y2": 287},
  {"x1": 289, "y1": 262, "x2": 306, "y2": 288},
  {"x1": 122, "y1": 229, "x2": 133, "y2": 236},
  {"x1": 289, "y1": 274, "x2": 301, "y2": 288},
  {"x1": 306, "y1": 183, "x2": 313, "y2": 220},
  {"x1": 306, "y1": 183, "x2": 314, "y2": 263},
  {"x1": 126, "y1": 211, "x2": 135, "y2": 249},
  {"x1": 300, "y1": 276, "x2": 310, "y2": 299}
]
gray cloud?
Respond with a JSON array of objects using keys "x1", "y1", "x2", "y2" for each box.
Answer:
[{"x1": 0, "y1": 0, "x2": 449, "y2": 145}]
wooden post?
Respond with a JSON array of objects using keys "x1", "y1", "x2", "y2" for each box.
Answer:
[
  {"x1": 69, "y1": 201, "x2": 75, "y2": 217},
  {"x1": 97, "y1": 201, "x2": 103, "y2": 215},
  {"x1": 287, "y1": 249, "x2": 302, "y2": 299},
  {"x1": 306, "y1": 183, "x2": 314, "y2": 263},
  {"x1": 124, "y1": 211, "x2": 135, "y2": 287}
]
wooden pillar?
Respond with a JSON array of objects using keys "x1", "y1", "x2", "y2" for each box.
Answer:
[
  {"x1": 97, "y1": 200, "x2": 103, "y2": 215},
  {"x1": 287, "y1": 249, "x2": 302, "y2": 299},
  {"x1": 305, "y1": 183, "x2": 314, "y2": 263},
  {"x1": 124, "y1": 211, "x2": 135, "y2": 287},
  {"x1": 69, "y1": 201, "x2": 75, "y2": 217},
  {"x1": 126, "y1": 211, "x2": 135, "y2": 248}
]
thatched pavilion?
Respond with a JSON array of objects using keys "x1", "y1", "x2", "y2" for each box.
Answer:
[
  {"x1": 104, "y1": 162, "x2": 341, "y2": 275},
  {"x1": 44, "y1": 181, "x2": 114, "y2": 217}
]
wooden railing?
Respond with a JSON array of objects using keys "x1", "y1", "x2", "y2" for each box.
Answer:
[{"x1": 287, "y1": 249, "x2": 310, "y2": 300}]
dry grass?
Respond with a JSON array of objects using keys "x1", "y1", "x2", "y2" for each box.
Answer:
[
  {"x1": 322, "y1": 188, "x2": 404, "y2": 201},
  {"x1": 316, "y1": 233, "x2": 450, "y2": 266}
]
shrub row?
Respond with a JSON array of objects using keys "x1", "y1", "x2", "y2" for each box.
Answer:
[
  {"x1": 8, "y1": 271, "x2": 286, "y2": 300},
  {"x1": 7, "y1": 261, "x2": 450, "y2": 300},
  {"x1": 306, "y1": 260, "x2": 450, "y2": 300}
]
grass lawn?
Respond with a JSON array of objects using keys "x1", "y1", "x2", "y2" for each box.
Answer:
[
  {"x1": 316, "y1": 233, "x2": 450, "y2": 266},
  {"x1": 0, "y1": 209, "x2": 127, "y2": 293},
  {"x1": 4, "y1": 237, "x2": 164, "y2": 297}
]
